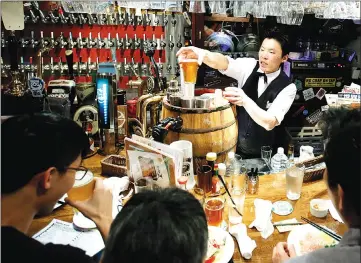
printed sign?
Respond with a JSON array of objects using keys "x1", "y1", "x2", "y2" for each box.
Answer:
[
  {"x1": 305, "y1": 78, "x2": 336, "y2": 88},
  {"x1": 306, "y1": 109, "x2": 323, "y2": 125},
  {"x1": 316, "y1": 88, "x2": 326, "y2": 100},
  {"x1": 303, "y1": 88, "x2": 315, "y2": 101}
]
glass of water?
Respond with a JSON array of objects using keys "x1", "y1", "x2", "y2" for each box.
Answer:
[
  {"x1": 286, "y1": 163, "x2": 305, "y2": 200},
  {"x1": 228, "y1": 189, "x2": 246, "y2": 228}
]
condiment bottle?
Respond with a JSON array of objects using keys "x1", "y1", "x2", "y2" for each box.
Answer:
[
  {"x1": 247, "y1": 168, "x2": 259, "y2": 194},
  {"x1": 206, "y1": 152, "x2": 217, "y2": 175},
  {"x1": 218, "y1": 163, "x2": 226, "y2": 189},
  {"x1": 177, "y1": 176, "x2": 188, "y2": 190},
  {"x1": 211, "y1": 164, "x2": 220, "y2": 194}
]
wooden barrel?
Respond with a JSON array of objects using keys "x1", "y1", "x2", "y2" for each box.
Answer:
[{"x1": 162, "y1": 98, "x2": 238, "y2": 169}]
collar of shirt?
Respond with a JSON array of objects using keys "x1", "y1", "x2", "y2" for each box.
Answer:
[
  {"x1": 256, "y1": 67, "x2": 281, "y2": 97},
  {"x1": 257, "y1": 67, "x2": 281, "y2": 85}
]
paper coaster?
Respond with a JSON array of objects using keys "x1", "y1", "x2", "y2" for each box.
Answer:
[{"x1": 272, "y1": 201, "x2": 293, "y2": 216}]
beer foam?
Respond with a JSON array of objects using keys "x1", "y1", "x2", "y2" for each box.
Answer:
[
  {"x1": 73, "y1": 171, "x2": 94, "y2": 188},
  {"x1": 178, "y1": 58, "x2": 198, "y2": 63}
]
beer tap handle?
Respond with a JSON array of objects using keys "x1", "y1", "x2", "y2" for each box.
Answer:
[
  {"x1": 48, "y1": 11, "x2": 59, "y2": 24},
  {"x1": 65, "y1": 49, "x2": 74, "y2": 79},
  {"x1": 8, "y1": 31, "x2": 19, "y2": 71},
  {"x1": 177, "y1": 34, "x2": 183, "y2": 48},
  {"x1": 50, "y1": 57, "x2": 54, "y2": 74},
  {"x1": 58, "y1": 7, "x2": 68, "y2": 24}
]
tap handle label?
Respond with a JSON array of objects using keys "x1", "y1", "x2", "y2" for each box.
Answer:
[{"x1": 28, "y1": 77, "x2": 45, "y2": 98}]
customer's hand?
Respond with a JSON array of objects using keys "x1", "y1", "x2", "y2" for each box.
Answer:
[
  {"x1": 176, "y1": 46, "x2": 206, "y2": 65},
  {"x1": 272, "y1": 242, "x2": 297, "y2": 263},
  {"x1": 65, "y1": 177, "x2": 113, "y2": 226},
  {"x1": 223, "y1": 87, "x2": 247, "y2": 107}
]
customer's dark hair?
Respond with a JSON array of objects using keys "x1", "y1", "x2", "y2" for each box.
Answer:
[
  {"x1": 263, "y1": 29, "x2": 290, "y2": 56},
  {"x1": 318, "y1": 107, "x2": 360, "y2": 216},
  {"x1": 102, "y1": 188, "x2": 208, "y2": 263},
  {"x1": 1, "y1": 113, "x2": 89, "y2": 194}
]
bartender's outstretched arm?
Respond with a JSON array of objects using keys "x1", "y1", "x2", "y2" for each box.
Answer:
[
  {"x1": 223, "y1": 87, "x2": 279, "y2": 131},
  {"x1": 176, "y1": 46, "x2": 229, "y2": 70}
]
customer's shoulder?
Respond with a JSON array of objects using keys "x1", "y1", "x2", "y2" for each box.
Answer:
[{"x1": 286, "y1": 246, "x2": 360, "y2": 263}]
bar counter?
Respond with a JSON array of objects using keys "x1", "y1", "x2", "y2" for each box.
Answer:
[{"x1": 29, "y1": 153, "x2": 347, "y2": 263}]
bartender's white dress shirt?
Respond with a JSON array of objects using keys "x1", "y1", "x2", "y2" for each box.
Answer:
[{"x1": 220, "y1": 57, "x2": 297, "y2": 125}]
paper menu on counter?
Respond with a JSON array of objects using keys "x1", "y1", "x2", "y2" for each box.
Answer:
[
  {"x1": 32, "y1": 219, "x2": 104, "y2": 257},
  {"x1": 131, "y1": 134, "x2": 184, "y2": 180},
  {"x1": 125, "y1": 138, "x2": 178, "y2": 186}
]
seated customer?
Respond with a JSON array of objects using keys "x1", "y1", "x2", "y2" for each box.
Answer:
[
  {"x1": 101, "y1": 188, "x2": 208, "y2": 263},
  {"x1": 272, "y1": 108, "x2": 360, "y2": 263},
  {"x1": 1, "y1": 113, "x2": 113, "y2": 263}
]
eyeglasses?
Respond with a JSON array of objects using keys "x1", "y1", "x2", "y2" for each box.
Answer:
[{"x1": 66, "y1": 166, "x2": 89, "y2": 181}]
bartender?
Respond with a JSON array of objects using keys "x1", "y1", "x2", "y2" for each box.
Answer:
[{"x1": 176, "y1": 31, "x2": 297, "y2": 159}]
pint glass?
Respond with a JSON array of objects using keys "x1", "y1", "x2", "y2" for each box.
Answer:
[
  {"x1": 68, "y1": 170, "x2": 95, "y2": 201},
  {"x1": 179, "y1": 59, "x2": 199, "y2": 84}
]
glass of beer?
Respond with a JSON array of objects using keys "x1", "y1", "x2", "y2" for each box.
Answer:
[
  {"x1": 68, "y1": 168, "x2": 95, "y2": 201},
  {"x1": 179, "y1": 59, "x2": 199, "y2": 84},
  {"x1": 204, "y1": 195, "x2": 225, "y2": 227}
]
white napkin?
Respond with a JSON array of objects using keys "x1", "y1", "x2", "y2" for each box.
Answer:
[
  {"x1": 327, "y1": 200, "x2": 344, "y2": 223},
  {"x1": 249, "y1": 199, "x2": 274, "y2": 239},
  {"x1": 229, "y1": 224, "x2": 257, "y2": 260},
  {"x1": 103, "y1": 177, "x2": 130, "y2": 218},
  {"x1": 298, "y1": 146, "x2": 315, "y2": 162}
]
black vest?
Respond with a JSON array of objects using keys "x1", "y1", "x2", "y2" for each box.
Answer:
[{"x1": 237, "y1": 62, "x2": 291, "y2": 158}]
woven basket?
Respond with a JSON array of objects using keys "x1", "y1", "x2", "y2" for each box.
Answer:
[
  {"x1": 101, "y1": 155, "x2": 127, "y2": 177},
  {"x1": 300, "y1": 155, "x2": 326, "y2": 183}
]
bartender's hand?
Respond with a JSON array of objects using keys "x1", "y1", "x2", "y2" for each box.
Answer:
[
  {"x1": 272, "y1": 242, "x2": 297, "y2": 263},
  {"x1": 223, "y1": 87, "x2": 248, "y2": 107},
  {"x1": 176, "y1": 46, "x2": 207, "y2": 65},
  {"x1": 65, "y1": 178, "x2": 113, "y2": 240},
  {"x1": 176, "y1": 46, "x2": 229, "y2": 70}
]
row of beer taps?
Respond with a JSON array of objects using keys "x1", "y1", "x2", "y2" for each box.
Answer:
[
  {"x1": 2, "y1": 31, "x2": 182, "y2": 51},
  {"x1": 24, "y1": 2, "x2": 177, "y2": 27},
  {"x1": 1, "y1": 56, "x2": 173, "y2": 78}
]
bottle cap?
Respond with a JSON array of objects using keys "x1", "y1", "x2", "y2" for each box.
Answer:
[
  {"x1": 218, "y1": 163, "x2": 226, "y2": 176},
  {"x1": 228, "y1": 151, "x2": 235, "y2": 159},
  {"x1": 206, "y1": 152, "x2": 217, "y2": 161},
  {"x1": 277, "y1": 147, "x2": 284, "y2": 154},
  {"x1": 177, "y1": 176, "x2": 188, "y2": 185}
]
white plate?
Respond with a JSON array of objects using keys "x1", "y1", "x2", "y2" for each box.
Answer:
[
  {"x1": 207, "y1": 226, "x2": 234, "y2": 263},
  {"x1": 287, "y1": 224, "x2": 339, "y2": 256},
  {"x1": 73, "y1": 211, "x2": 97, "y2": 229}
]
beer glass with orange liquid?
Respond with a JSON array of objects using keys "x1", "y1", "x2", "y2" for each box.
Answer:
[
  {"x1": 179, "y1": 59, "x2": 199, "y2": 84},
  {"x1": 68, "y1": 168, "x2": 95, "y2": 201},
  {"x1": 204, "y1": 195, "x2": 225, "y2": 227}
]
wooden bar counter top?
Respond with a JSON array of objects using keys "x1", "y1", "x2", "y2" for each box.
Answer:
[{"x1": 29, "y1": 154, "x2": 347, "y2": 263}]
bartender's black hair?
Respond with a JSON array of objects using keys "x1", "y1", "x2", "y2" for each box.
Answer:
[
  {"x1": 319, "y1": 108, "x2": 360, "y2": 217},
  {"x1": 1, "y1": 113, "x2": 89, "y2": 194},
  {"x1": 263, "y1": 29, "x2": 290, "y2": 57},
  {"x1": 102, "y1": 188, "x2": 208, "y2": 263}
]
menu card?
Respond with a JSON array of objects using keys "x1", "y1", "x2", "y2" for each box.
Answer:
[{"x1": 33, "y1": 219, "x2": 104, "y2": 256}]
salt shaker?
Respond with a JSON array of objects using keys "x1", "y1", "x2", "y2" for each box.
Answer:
[{"x1": 247, "y1": 168, "x2": 259, "y2": 194}]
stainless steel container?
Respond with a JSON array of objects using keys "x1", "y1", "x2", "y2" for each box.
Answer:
[
  {"x1": 169, "y1": 95, "x2": 181, "y2": 106},
  {"x1": 180, "y1": 97, "x2": 195, "y2": 109},
  {"x1": 195, "y1": 97, "x2": 211, "y2": 108}
]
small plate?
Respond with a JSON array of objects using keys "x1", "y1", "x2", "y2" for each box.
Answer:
[
  {"x1": 207, "y1": 226, "x2": 235, "y2": 263},
  {"x1": 272, "y1": 201, "x2": 293, "y2": 216},
  {"x1": 73, "y1": 211, "x2": 97, "y2": 229},
  {"x1": 287, "y1": 224, "x2": 339, "y2": 256}
]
